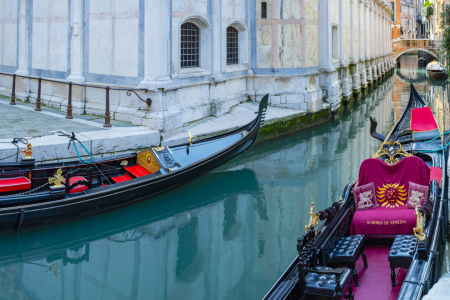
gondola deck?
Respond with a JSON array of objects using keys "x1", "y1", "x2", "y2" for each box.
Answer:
[{"x1": 264, "y1": 83, "x2": 448, "y2": 300}]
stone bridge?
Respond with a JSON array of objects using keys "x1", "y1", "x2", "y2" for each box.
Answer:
[{"x1": 392, "y1": 39, "x2": 439, "y2": 60}]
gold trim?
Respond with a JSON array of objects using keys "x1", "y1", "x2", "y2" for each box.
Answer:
[
  {"x1": 413, "y1": 206, "x2": 426, "y2": 242},
  {"x1": 188, "y1": 131, "x2": 196, "y2": 147},
  {"x1": 20, "y1": 143, "x2": 34, "y2": 159},
  {"x1": 371, "y1": 141, "x2": 412, "y2": 165},
  {"x1": 305, "y1": 202, "x2": 320, "y2": 233},
  {"x1": 49, "y1": 169, "x2": 64, "y2": 188}
]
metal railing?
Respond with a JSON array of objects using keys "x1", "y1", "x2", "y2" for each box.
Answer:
[{"x1": 0, "y1": 72, "x2": 152, "y2": 128}]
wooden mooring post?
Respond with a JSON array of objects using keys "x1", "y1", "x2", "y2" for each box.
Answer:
[{"x1": 66, "y1": 82, "x2": 73, "y2": 119}]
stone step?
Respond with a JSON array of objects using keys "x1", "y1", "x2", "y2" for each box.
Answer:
[{"x1": 161, "y1": 101, "x2": 308, "y2": 147}]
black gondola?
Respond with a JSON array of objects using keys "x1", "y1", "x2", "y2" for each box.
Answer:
[
  {"x1": 264, "y1": 83, "x2": 448, "y2": 300},
  {"x1": 0, "y1": 95, "x2": 268, "y2": 234}
]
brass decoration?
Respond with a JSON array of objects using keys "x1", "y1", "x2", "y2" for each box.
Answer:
[
  {"x1": 136, "y1": 149, "x2": 161, "y2": 173},
  {"x1": 49, "y1": 169, "x2": 64, "y2": 188},
  {"x1": 20, "y1": 143, "x2": 34, "y2": 159},
  {"x1": 188, "y1": 131, "x2": 196, "y2": 147},
  {"x1": 371, "y1": 141, "x2": 412, "y2": 165},
  {"x1": 120, "y1": 160, "x2": 129, "y2": 166},
  {"x1": 413, "y1": 206, "x2": 426, "y2": 242},
  {"x1": 305, "y1": 202, "x2": 320, "y2": 233},
  {"x1": 339, "y1": 196, "x2": 344, "y2": 204}
]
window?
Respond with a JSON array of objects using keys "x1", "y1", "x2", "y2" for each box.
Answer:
[
  {"x1": 332, "y1": 26, "x2": 338, "y2": 60},
  {"x1": 227, "y1": 27, "x2": 239, "y2": 65},
  {"x1": 261, "y1": 2, "x2": 267, "y2": 19},
  {"x1": 181, "y1": 22, "x2": 200, "y2": 68}
]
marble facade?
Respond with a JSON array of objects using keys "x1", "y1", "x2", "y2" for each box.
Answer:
[{"x1": 0, "y1": 0, "x2": 395, "y2": 139}]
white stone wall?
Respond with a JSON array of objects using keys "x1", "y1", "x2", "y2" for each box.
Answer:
[
  {"x1": 0, "y1": 0, "x2": 18, "y2": 72},
  {"x1": 31, "y1": 0, "x2": 69, "y2": 73},
  {"x1": 0, "y1": 0, "x2": 395, "y2": 139}
]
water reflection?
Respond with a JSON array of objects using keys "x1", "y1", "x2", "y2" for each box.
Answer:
[{"x1": 0, "y1": 54, "x2": 449, "y2": 299}]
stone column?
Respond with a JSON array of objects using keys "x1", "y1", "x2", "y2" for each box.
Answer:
[
  {"x1": 16, "y1": 0, "x2": 29, "y2": 77},
  {"x1": 365, "y1": 0, "x2": 371, "y2": 83},
  {"x1": 209, "y1": 0, "x2": 225, "y2": 116},
  {"x1": 318, "y1": 0, "x2": 339, "y2": 104},
  {"x1": 65, "y1": 0, "x2": 86, "y2": 114},
  {"x1": 359, "y1": 0, "x2": 366, "y2": 87},
  {"x1": 350, "y1": 0, "x2": 359, "y2": 92},
  {"x1": 66, "y1": 0, "x2": 85, "y2": 83},
  {"x1": 139, "y1": 0, "x2": 171, "y2": 90}
]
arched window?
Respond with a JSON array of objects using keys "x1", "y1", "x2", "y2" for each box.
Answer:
[
  {"x1": 181, "y1": 22, "x2": 200, "y2": 68},
  {"x1": 227, "y1": 26, "x2": 239, "y2": 65}
]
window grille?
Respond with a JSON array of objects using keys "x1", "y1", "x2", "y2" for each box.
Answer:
[
  {"x1": 227, "y1": 27, "x2": 239, "y2": 65},
  {"x1": 181, "y1": 23, "x2": 200, "y2": 68}
]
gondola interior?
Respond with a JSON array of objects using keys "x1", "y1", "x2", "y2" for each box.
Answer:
[{"x1": 264, "y1": 83, "x2": 447, "y2": 300}]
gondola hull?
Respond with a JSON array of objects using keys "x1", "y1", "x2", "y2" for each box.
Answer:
[
  {"x1": 264, "y1": 84, "x2": 448, "y2": 300},
  {"x1": 0, "y1": 96, "x2": 268, "y2": 233}
]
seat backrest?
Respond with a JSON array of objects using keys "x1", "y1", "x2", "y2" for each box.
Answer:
[
  {"x1": 65, "y1": 167, "x2": 93, "y2": 194},
  {"x1": 358, "y1": 156, "x2": 430, "y2": 209}
]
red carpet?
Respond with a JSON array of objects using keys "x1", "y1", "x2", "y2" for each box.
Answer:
[{"x1": 351, "y1": 245, "x2": 407, "y2": 300}]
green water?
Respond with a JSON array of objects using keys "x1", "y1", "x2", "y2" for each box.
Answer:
[{"x1": 0, "y1": 55, "x2": 449, "y2": 299}]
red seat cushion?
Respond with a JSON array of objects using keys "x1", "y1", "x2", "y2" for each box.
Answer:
[
  {"x1": 411, "y1": 107, "x2": 438, "y2": 131},
  {"x1": 0, "y1": 177, "x2": 31, "y2": 193},
  {"x1": 430, "y1": 167, "x2": 442, "y2": 187},
  {"x1": 124, "y1": 165, "x2": 151, "y2": 177},
  {"x1": 350, "y1": 207, "x2": 417, "y2": 236},
  {"x1": 68, "y1": 176, "x2": 88, "y2": 194},
  {"x1": 111, "y1": 174, "x2": 133, "y2": 183}
]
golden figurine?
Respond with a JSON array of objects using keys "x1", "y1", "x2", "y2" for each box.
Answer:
[
  {"x1": 20, "y1": 143, "x2": 35, "y2": 159},
  {"x1": 49, "y1": 169, "x2": 65, "y2": 188},
  {"x1": 305, "y1": 202, "x2": 320, "y2": 233},
  {"x1": 188, "y1": 131, "x2": 196, "y2": 147},
  {"x1": 413, "y1": 206, "x2": 426, "y2": 242}
]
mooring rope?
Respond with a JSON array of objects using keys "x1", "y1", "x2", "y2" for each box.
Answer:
[{"x1": 58, "y1": 132, "x2": 94, "y2": 164}]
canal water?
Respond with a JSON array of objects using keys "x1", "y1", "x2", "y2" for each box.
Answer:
[{"x1": 0, "y1": 54, "x2": 449, "y2": 299}]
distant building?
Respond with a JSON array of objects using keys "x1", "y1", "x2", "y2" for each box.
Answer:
[{"x1": 0, "y1": 0, "x2": 394, "y2": 138}]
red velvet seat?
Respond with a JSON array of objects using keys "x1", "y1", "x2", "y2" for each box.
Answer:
[
  {"x1": 351, "y1": 156, "x2": 432, "y2": 236},
  {"x1": 351, "y1": 207, "x2": 417, "y2": 236},
  {"x1": 0, "y1": 177, "x2": 31, "y2": 193},
  {"x1": 111, "y1": 174, "x2": 133, "y2": 183},
  {"x1": 124, "y1": 165, "x2": 151, "y2": 177},
  {"x1": 68, "y1": 176, "x2": 88, "y2": 194}
]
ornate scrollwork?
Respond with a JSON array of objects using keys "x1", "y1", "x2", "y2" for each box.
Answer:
[
  {"x1": 126, "y1": 90, "x2": 152, "y2": 107},
  {"x1": 371, "y1": 141, "x2": 412, "y2": 165}
]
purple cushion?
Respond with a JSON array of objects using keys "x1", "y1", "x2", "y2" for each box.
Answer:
[
  {"x1": 354, "y1": 182, "x2": 379, "y2": 211},
  {"x1": 406, "y1": 182, "x2": 429, "y2": 209}
]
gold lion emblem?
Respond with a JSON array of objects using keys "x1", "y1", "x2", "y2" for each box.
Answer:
[{"x1": 376, "y1": 183, "x2": 407, "y2": 208}]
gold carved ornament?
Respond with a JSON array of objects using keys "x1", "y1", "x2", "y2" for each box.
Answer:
[
  {"x1": 48, "y1": 169, "x2": 64, "y2": 188},
  {"x1": 413, "y1": 206, "x2": 426, "y2": 242},
  {"x1": 20, "y1": 143, "x2": 34, "y2": 159},
  {"x1": 136, "y1": 149, "x2": 162, "y2": 173},
  {"x1": 305, "y1": 202, "x2": 320, "y2": 233},
  {"x1": 370, "y1": 141, "x2": 412, "y2": 165},
  {"x1": 187, "y1": 131, "x2": 196, "y2": 147}
]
